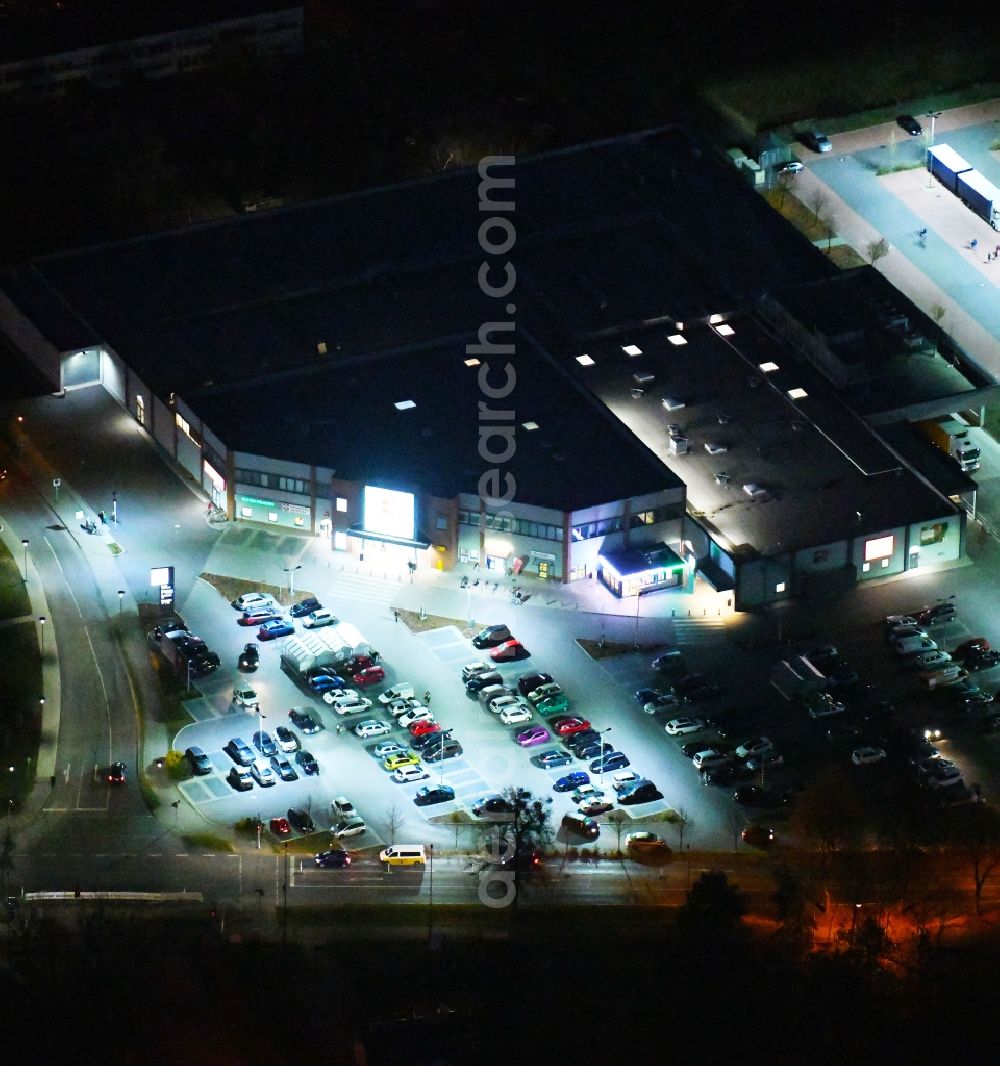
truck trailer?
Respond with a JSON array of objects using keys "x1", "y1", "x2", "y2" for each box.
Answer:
[
  {"x1": 927, "y1": 143, "x2": 972, "y2": 192},
  {"x1": 927, "y1": 144, "x2": 1000, "y2": 229},
  {"x1": 916, "y1": 417, "x2": 981, "y2": 472}
]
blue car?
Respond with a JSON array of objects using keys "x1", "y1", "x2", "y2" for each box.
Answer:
[
  {"x1": 553, "y1": 771, "x2": 590, "y2": 793},
  {"x1": 308, "y1": 673, "x2": 347, "y2": 693},
  {"x1": 259, "y1": 619, "x2": 295, "y2": 641}
]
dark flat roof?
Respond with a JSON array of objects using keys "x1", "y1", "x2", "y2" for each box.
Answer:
[{"x1": 0, "y1": 1, "x2": 301, "y2": 65}]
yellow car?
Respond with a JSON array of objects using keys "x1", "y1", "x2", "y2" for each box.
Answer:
[{"x1": 383, "y1": 752, "x2": 420, "y2": 772}]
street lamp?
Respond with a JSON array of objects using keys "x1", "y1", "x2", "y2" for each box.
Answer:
[
  {"x1": 595, "y1": 727, "x2": 613, "y2": 789},
  {"x1": 38, "y1": 616, "x2": 45, "y2": 654},
  {"x1": 428, "y1": 843, "x2": 435, "y2": 947},
  {"x1": 926, "y1": 111, "x2": 943, "y2": 188},
  {"x1": 117, "y1": 590, "x2": 125, "y2": 619},
  {"x1": 283, "y1": 564, "x2": 302, "y2": 601},
  {"x1": 437, "y1": 729, "x2": 452, "y2": 785},
  {"x1": 20, "y1": 539, "x2": 28, "y2": 582}
]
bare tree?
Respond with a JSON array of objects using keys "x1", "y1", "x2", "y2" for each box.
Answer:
[
  {"x1": 671, "y1": 806, "x2": 693, "y2": 852},
  {"x1": 809, "y1": 189, "x2": 828, "y2": 225},
  {"x1": 383, "y1": 802, "x2": 405, "y2": 843},
  {"x1": 955, "y1": 804, "x2": 1000, "y2": 916},
  {"x1": 775, "y1": 170, "x2": 794, "y2": 209},
  {"x1": 867, "y1": 237, "x2": 890, "y2": 266},
  {"x1": 825, "y1": 213, "x2": 837, "y2": 253},
  {"x1": 606, "y1": 809, "x2": 631, "y2": 857}
]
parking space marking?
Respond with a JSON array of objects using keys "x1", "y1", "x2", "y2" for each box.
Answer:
[{"x1": 184, "y1": 698, "x2": 221, "y2": 723}]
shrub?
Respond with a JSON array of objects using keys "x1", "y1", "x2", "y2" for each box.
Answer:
[{"x1": 163, "y1": 748, "x2": 188, "y2": 780}]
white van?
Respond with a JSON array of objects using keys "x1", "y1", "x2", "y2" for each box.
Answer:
[
  {"x1": 379, "y1": 844, "x2": 427, "y2": 866},
  {"x1": 919, "y1": 664, "x2": 965, "y2": 690},
  {"x1": 232, "y1": 683, "x2": 259, "y2": 709},
  {"x1": 379, "y1": 683, "x2": 415, "y2": 705},
  {"x1": 894, "y1": 634, "x2": 937, "y2": 657}
]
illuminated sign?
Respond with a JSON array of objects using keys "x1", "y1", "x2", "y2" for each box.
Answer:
[
  {"x1": 149, "y1": 565, "x2": 174, "y2": 587},
  {"x1": 363, "y1": 486, "x2": 415, "y2": 540},
  {"x1": 864, "y1": 535, "x2": 894, "y2": 562},
  {"x1": 239, "y1": 494, "x2": 275, "y2": 508}
]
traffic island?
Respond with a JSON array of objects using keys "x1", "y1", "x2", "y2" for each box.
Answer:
[
  {"x1": 396, "y1": 607, "x2": 480, "y2": 638},
  {"x1": 575, "y1": 637, "x2": 666, "y2": 661}
]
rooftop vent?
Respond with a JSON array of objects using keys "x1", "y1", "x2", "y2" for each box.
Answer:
[
  {"x1": 623, "y1": 344, "x2": 643, "y2": 356},
  {"x1": 667, "y1": 334, "x2": 688, "y2": 346},
  {"x1": 522, "y1": 421, "x2": 539, "y2": 431},
  {"x1": 577, "y1": 354, "x2": 595, "y2": 366}
]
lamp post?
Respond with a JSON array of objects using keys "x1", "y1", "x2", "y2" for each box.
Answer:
[
  {"x1": 186, "y1": 657, "x2": 193, "y2": 694},
  {"x1": 20, "y1": 539, "x2": 28, "y2": 582},
  {"x1": 117, "y1": 590, "x2": 125, "y2": 619},
  {"x1": 38, "y1": 616, "x2": 45, "y2": 655},
  {"x1": 283, "y1": 564, "x2": 302, "y2": 602},
  {"x1": 595, "y1": 726, "x2": 613, "y2": 790},
  {"x1": 428, "y1": 843, "x2": 435, "y2": 947}
]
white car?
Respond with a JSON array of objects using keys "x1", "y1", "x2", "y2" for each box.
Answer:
[
  {"x1": 354, "y1": 719, "x2": 390, "y2": 738},
  {"x1": 926, "y1": 765, "x2": 963, "y2": 789},
  {"x1": 612, "y1": 770, "x2": 640, "y2": 792},
  {"x1": 626, "y1": 831, "x2": 663, "y2": 848},
  {"x1": 895, "y1": 635, "x2": 937, "y2": 657},
  {"x1": 735, "y1": 737, "x2": 773, "y2": 759},
  {"x1": 323, "y1": 689, "x2": 372, "y2": 710},
  {"x1": 387, "y1": 697, "x2": 423, "y2": 717},
  {"x1": 851, "y1": 746, "x2": 887, "y2": 766},
  {"x1": 332, "y1": 816, "x2": 367, "y2": 838},
  {"x1": 703, "y1": 442, "x2": 728, "y2": 454},
  {"x1": 500, "y1": 705, "x2": 533, "y2": 726},
  {"x1": 461, "y1": 662, "x2": 493, "y2": 681},
  {"x1": 398, "y1": 706, "x2": 434, "y2": 728},
  {"x1": 692, "y1": 748, "x2": 731, "y2": 771},
  {"x1": 391, "y1": 764, "x2": 429, "y2": 783},
  {"x1": 914, "y1": 649, "x2": 952, "y2": 670},
  {"x1": 488, "y1": 694, "x2": 520, "y2": 714},
  {"x1": 664, "y1": 717, "x2": 707, "y2": 736},
  {"x1": 303, "y1": 609, "x2": 337, "y2": 629},
  {"x1": 332, "y1": 796, "x2": 357, "y2": 818},
  {"x1": 528, "y1": 682, "x2": 562, "y2": 704},
  {"x1": 232, "y1": 592, "x2": 276, "y2": 612},
  {"x1": 250, "y1": 758, "x2": 276, "y2": 787}
]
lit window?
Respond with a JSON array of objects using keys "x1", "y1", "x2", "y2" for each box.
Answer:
[
  {"x1": 715, "y1": 323, "x2": 735, "y2": 336},
  {"x1": 294, "y1": 515, "x2": 305, "y2": 527},
  {"x1": 577, "y1": 354, "x2": 595, "y2": 366},
  {"x1": 787, "y1": 387, "x2": 808, "y2": 400},
  {"x1": 862, "y1": 562, "x2": 871, "y2": 573},
  {"x1": 522, "y1": 421, "x2": 539, "y2": 430},
  {"x1": 864, "y1": 535, "x2": 894, "y2": 562},
  {"x1": 881, "y1": 558, "x2": 890, "y2": 568},
  {"x1": 333, "y1": 531, "x2": 347, "y2": 550},
  {"x1": 240, "y1": 507, "x2": 252, "y2": 519},
  {"x1": 464, "y1": 358, "x2": 480, "y2": 367},
  {"x1": 268, "y1": 512, "x2": 279, "y2": 523},
  {"x1": 394, "y1": 399, "x2": 416, "y2": 411},
  {"x1": 336, "y1": 497, "x2": 347, "y2": 512},
  {"x1": 175, "y1": 413, "x2": 192, "y2": 438},
  {"x1": 622, "y1": 344, "x2": 642, "y2": 356},
  {"x1": 667, "y1": 334, "x2": 687, "y2": 346},
  {"x1": 759, "y1": 361, "x2": 779, "y2": 372},
  {"x1": 775, "y1": 582, "x2": 786, "y2": 593}
]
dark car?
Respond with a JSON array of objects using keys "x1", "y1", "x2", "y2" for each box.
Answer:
[
  {"x1": 424, "y1": 740, "x2": 463, "y2": 763},
  {"x1": 289, "y1": 708, "x2": 321, "y2": 734},
  {"x1": 963, "y1": 649, "x2": 1000, "y2": 672},
  {"x1": 591, "y1": 752, "x2": 630, "y2": 774},
  {"x1": 734, "y1": 784, "x2": 788, "y2": 807},
  {"x1": 896, "y1": 114, "x2": 922, "y2": 136},
  {"x1": 412, "y1": 728, "x2": 445, "y2": 751},
  {"x1": 680, "y1": 740, "x2": 709, "y2": 759},
  {"x1": 472, "y1": 795, "x2": 514, "y2": 816},
  {"x1": 224, "y1": 737, "x2": 255, "y2": 766},
  {"x1": 295, "y1": 749, "x2": 319, "y2": 775},
  {"x1": 308, "y1": 673, "x2": 347, "y2": 694},
  {"x1": 288, "y1": 807, "x2": 316, "y2": 834},
  {"x1": 151, "y1": 617, "x2": 186, "y2": 639},
  {"x1": 269, "y1": 754, "x2": 298, "y2": 782},
  {"x1": 617, "y1": 779, "x2": 661, "y2": 805},
  {"x1": 517, "y1": 672, "x2": 553, "y2": 697},
  {"x1": 238, "y1": 642, "x2": 259, "y2": 671},
  {"x1": 953, "y1": 638, "x2": 990, "y2": 659},
  {"x1": 466, "y1": 672, "x2": 504, "y2": 694},
  {"x1": 828, "y1": 662, "x2": 860, "y2": 689},
  {"x1": 561, "y1": 814, "x2": 600, "y2": 841},
  {"x1": 185, "y1": 746, "x2": 212, "y2": 775},
  {"x1": 253, "y1": 730, "x2": 278, "y2": 757},
  {"x1": 742, "y1": 824, "x2": 775, "y2": 848},
  {"x1": 106, "y1": 761, "x2": 127, "y2": 784},
  {"x1": 189, "y1": 651, "x2": 221, "y2": 677},
  {"x1": 703, "y1": 763, "x2": 753, "y2": 786},
  {"x1": 414, "y1": 784, "x2": 456, "y2": 806},
  {"x1": 634, "y1": 688, "x2": 662, "y2": 706},
  {"x1": 536, "y1": 748, "x2": 573, "y2": 769},
  {"x1": 573, "y1": 741, "x2": 614, "y2": 761},
  {"x1": 289, "y1": 596, "x2": 322, "y2": 618},
  {"x1": 553, "y1": 771, "x2": 590, "y2": 793},
  {"x1": 315, "y1": 849, "x2": 352, "y2": 869},
  {"x1": 674, "y1": 674, "x2": 719, "y2": 701},
  {"x1": 227, "y1": 766, "x2": 253, "y2": 792},
  {"x1": 917, "y1": 602, "x2": 956, "y2": 626},
  {"x1": 801, "y1": 129, "x2": 832, "y2": 153},
  {"x1": 566, "y1": 729, "x2": 601, "y2": 752}
]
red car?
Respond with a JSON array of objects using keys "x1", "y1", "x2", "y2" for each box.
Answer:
[
  {"x1": 554, "y1": 717, "x2": 592, "y2": 736},
  {"x1": 238, "y1": 608, "x2": 281, "y2": 627},
  {"x1": 409, "y1": 720, "x2": 440, "y2": 737},
  {"x1": 341, "y1": 654, "x2": 374, "y2": 676},
  {"x1": 353, "y1": 665, "x2": 386, "y2": 688},
  {"x1": 490, "y1": 639, "x2": 529, "y2": 662},
  {"x1": 269, "y1": 817, "x2": 291, "y2": 836}
]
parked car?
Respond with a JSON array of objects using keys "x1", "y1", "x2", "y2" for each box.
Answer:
[
  {"x1": 776, "y1": 160, "x2": 803, "y2": 174},
  {"x1": 228, "y1": 766, "x2": 253, "y2": 792},
  {"x1": 806, "y1": 694, "x2": 846, "y2": 719},
  {"x1": 184, "y1": 746, "x2": 212, "y2": 775},
  {"x1": 692, "y1": 749, "x2": 730, "y2": 771},
  {"x1": 963, "y1": 649, "x2": 1000, "y2": 672},
  {"x1": 250, "y1": 759, "x2": 276, "y2": 787},
  {"x1": 353, "y1": 666, "x2": 386, "y2": 688},
  {"x1": 574, "y1": 741, "x2": 614, "y2": 761},
  {"x1": 270, "y1": 816, "x2": 291, "y2": 837},
  {"x1": 552, "y1": 717, "x2": 591, "y2": 737},
  {"x1": 307, "y1": 673, "x2": 347, "y2": 694},
  {"x1": 463, "y1": 662, "x2": 495, "y2": 682},
  {"x1": 528, "y1": 682, "x2": 563, "y2": 704},
  {"x1": 288, "y1": 807, "x2": 316, "y2": 834},
  {"x1": 627, "y1": 831, "x2": 667, "y2": 850},
  {"x1": 409, "y1": 720, "x2": 440, "y2": 738},
  {"x1": 953, "y1": 638, "x2": 990, "y2": 659},
  {"x1": 664, "y1": 717, "x2": 707, "y2": 736},
  {"x1": 238, "y1": 642, "x2": 259, "y2": 671},
  {"x1": 253, "y1": 730, "x2": 278, "y2": 757},
  {"x1": 634, "y1": 687, "x2": 662, "y2": 706},
  {"x1": 424, "y1": 740, "x2": 463, "y2": 762},
  {"x1": 295, "y1": 749, "x2": 319, "y2": 775},
  {"x1": 490, "y1": 639, "x2": 529, "y2": 662},
  {"x1": 373, "y1": 740, "x2": 409, "y2": 759},
  {"x1": 500, "y1": 704, "x2": 533, "y2": 726},
  {"x1": 643, "y1": 693, "x2": 681, "y2": 716},
  {"x1": 399, "y1": 706, "x2": 434, "y2": 728},
  {"x1": 554, "y1": 771, "x2": 590, "y2": 792},
  {"x1": 916, "y1": 602, "x2": 956, "y2": 626},
  {"x1": 915, "y1": 649, "x2": 952, "y2": 671},
  {"x1": 516, "y1": 726, "x2": 550, "y2": 747},
  {"x1": 238, "y1": 607, "x2": 282, "y2": 627},
  {"x1": 383, "y1": 752, "x2": 420, "y2": 771},
  {"x1": 852, "y1": 746, "x2": 887, "y2": 766},
  {"x1": 652, "y1": 649, "x2": 685, "y2": 673},
  {"x1": 341, "y1": 654, "x2": 375, "y2": 677},
  {"x1": 801, "y1": 129, "x2": 832, "y2": 153},
  {"x1": 414, "y1": 784, "x2": 456, "y2": 806},
  {"x1": 674, "y1": 674, "x2": 719, "y2": 701},
  {"x1": 274, "y1": 725, "x2": 297, "y2": 753},
  {"x1": 333, "y1": 817, "x2": 367, "y2": 838},
  {"x1": 258, "y1": 619, "x2": 294, "y2": 640},
  {"x1": 232, "y1": 592, "x2": 276, "y2": 612},
  {"x1": 745, "y1": 751, "x2": 785, "y2": 772},
  {"x1": 391, "y1": 765, "x2": 429, "y2": 783},
  {"x1": 324, "y1": 691, "x2": 373, "y2": 714},
  {"x1": 288, "y1": 708, "x2": 320, "y2": 734},
  {"x1": 288, "y1": 596, "x2": 321, "y2": 617},
  {"x1": 567, "y1": 729, "x2": 601, "y2": 752},
  {"x1": 315, "y1": 849, "x2": 352, "y2": 869},
  {"x1": 466, "y1": 672, "x2": 504, "y2": 693},
  {"x1": 224, "y1": 737, "x2": 255, "y2": 766},
  {"x1": 269, "y1": 754, "x2": 298, "y2": 781},
  {"x1": 579, "y1": 798, "x2": 614, "y2": 816},
  {"x1": 355, "y1": 719, "x2": 391, "y2": 739},
  {"x1": 735, "y1": 737, "x2": 773, "y2": 760},
  {"x1": 612, "y1": 771, "x2": 641, "y2": 792},
  {"x1": 517, "y1": 672, "x2": 553, "y2": 697},
  {"x1": 536, "y1": 749, "x2": 573, "y2": 768},
  {"x1": 411, "y1": 727, "x2": 444, "y2": 749},
  {"x1": 591, "y1": 751, "x2": 630, "y2": 773},
  {"x1": 472, "y1": 624, "x2": 513, "y2": 649},
  {"x1": 741, "y1": 824, "x2": 775, "y2": 848},
  {"x1": 536, "y1": 694, "x2": 571, "y2": 717},
  {"x1": 472, "y1": 795, "x2": 516, "y2": 816}
]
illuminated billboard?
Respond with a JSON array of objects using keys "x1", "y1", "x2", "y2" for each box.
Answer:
[
  {"x1": 864, "y1": 535, "x2": 894, "y2": 562},
  {"x1": 364, "y1": 486, "x2": 415, "y2": 540}
]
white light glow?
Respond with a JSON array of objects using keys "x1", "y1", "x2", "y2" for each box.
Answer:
[
  {"x1": 759, "y1": 361, "x2": 779, "y2": 372},
  {"x1": 787, "y1": 387, "x2": 808, "y2": 399},
  {"x1": 864, "y1": 535, "x2": 894, "y2": 562},
  {"x1": 577, "y1": 354, "x2": 595, "y2": 366},
  {"x1": 464, "y1": 358, "x2": 481, "y2": 367},
  {"x1": 394, "y1": 399, "x2": 416, "y2": 411},
  {"x1": 708, "y1": 314, "x2": 723, "y2": 324},
  {"x1": 715, "y1": 323, "x2": 735, "y2": 336},
  {"x1": 522, "y1": 421, "x2": 539, "y2": 430},
  {"x1": 622, "y1": 344, "x2": 643, "y2": 356},
  {"x1": 364, "y1": 486, "x2": 415, "y2": 540},
  {"x1": 667, "y1": 334, "x2": 687, "y2": 346}
]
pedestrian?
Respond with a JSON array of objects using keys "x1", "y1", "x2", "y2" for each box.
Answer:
[
  {"x1": 336, "y1": 723, "x2": 342, "y2": 735},
  {"x1": 971, "y1": 238, "x2": 979, "y2": 250},
  {"x1": 995, "y1": 244, "x2": 999, "y2": 257},
  {"x1": 98, "y1": 510, "x2": 106, "y2": 524},
  {"x1": 423, "y1": 690, "x2": 431, "y2": 706},
  {"x1": 393, "y1": 608, "x2": 399, "y2": 623}
]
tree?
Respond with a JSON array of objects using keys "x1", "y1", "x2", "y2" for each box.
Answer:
[
  {"x1": 606, "y1": 808, "x2": 631, "y2": 856},
  {"x1": 678, "y1": 870, "x2": 746, "y2": 938},
  {"x1": 670, "y1": 806, "x2": 693, "y2": 852},
  {"x1": 809, "y1": 188, "x2": 828, "y2": 225},
  {"x1": 772, "y1": 865, "x2": 816, "y2": 959},
  {"x1": 382, "y1": 802, "x2": 405, "y2": 844},
  {"x1": 867, "y1": 237, "x2": 890, "y2": 266},
  {"x1": 791, "y1": 766, "x2": 864, "y2": 857},
  {"x1": 954, "y1": 804, "x2": 1000, "y2": 915}
]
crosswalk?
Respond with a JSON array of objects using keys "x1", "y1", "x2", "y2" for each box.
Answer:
[
  {"x1": 325, "y1": 571, "x2": 399, "y2": 610},
  {"x1": 669, "y1": 616, "x2": 731, "y2": 646}
]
